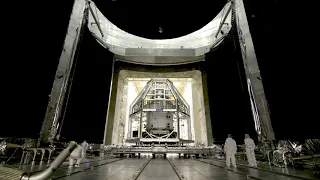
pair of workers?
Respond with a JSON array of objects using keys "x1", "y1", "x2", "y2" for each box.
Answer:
[
  {"x1": 224, "y1": 134, "x2": 257, "y2": 168},
  {"x1": 69, "y1": 140, "x2": 89, "y2": 168}
]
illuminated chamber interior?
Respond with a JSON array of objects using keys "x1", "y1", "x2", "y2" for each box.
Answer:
[
  {"x1": 109, "y1": 70, "x2": 209, "y2": 146},
  {"x1": 126, "y1": 78, "x2": 193, "y2": 143}
]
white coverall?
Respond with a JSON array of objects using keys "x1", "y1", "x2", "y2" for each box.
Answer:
[
  {"x1": 224, "y1": 138, "x2": 237, "y2": 167},
  {"x1": 69, "y1": 145, "x2": 83, "y2": 167},
  {"x1": 81, "y1": 141, "x2": 89, "y2": 159},
  {"x1": 245, "y1": 137, "x2": 257, "y2": 167}
]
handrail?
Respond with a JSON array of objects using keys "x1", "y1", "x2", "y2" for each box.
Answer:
[
  {"x1": 293, "y1": 154, "x2": 320, "y2": 161},
  {"x1": 20, "y1": 141, "x2": 77, "y2": 180},
  {"x1": 20, "y1": 148, "x2": 53, "y2": 165},
  {"x1": 43, "y1": 148, "x2": 54, "y2": 164}
]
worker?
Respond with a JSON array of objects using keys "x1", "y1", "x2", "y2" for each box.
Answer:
[
  {"x1": 244, "y1": 134, "x2": 257, "y2": 167},
  {"x1": 69, "y1": 144, "x2": 83, "y2": 168},
  {"x1": 0, "y1": 139, "x2": 7, "y2": 155},
  {"x1": 81, "y1": 140, "x2": 89, "y2": 159},
  {"x1": 224, "y1": 134, "x2": 237, "y2": 168}
]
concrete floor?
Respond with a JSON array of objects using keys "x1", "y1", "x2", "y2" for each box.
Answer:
[
  {"x1": 6, "y1": 156, "x2": 319, "y2": 180},
  {"x1": 205, "y1": 157, "x2": 319, "y2": 179}
]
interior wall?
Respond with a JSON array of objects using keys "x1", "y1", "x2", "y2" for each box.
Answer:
[
  {"x1": 125, "y1": 82, "x2": 138, "y2": 141},
  {"x1": 201, "y1": 72, "x2": 213, "y2": 145},
  {"x1": 192, "y1": 80, "x2": 202, "y2": 145},
  {"x1": 182, "y1": 82, "x2": 195, "y2": 141},
  {"x1": 111, "y1": 71, "x2": 128, "y2": 145},
  {"x1": 192, "y1": 71, "x2": 212, "y2": 146}
]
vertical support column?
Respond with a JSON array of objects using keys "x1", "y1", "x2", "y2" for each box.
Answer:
[
  {"x1": 103, "y1": 59, "x2": 116, "y2": 145},
  {"x1": 234, "y1": 0, "x2": 275, "y2": 141},
  {"x1": 176, "y1": 102, "x2": 180, "y2": 139},
  {"x1": 201, "y1": 72, "x2": 213, "y2": 146},
  {"x1": 39, "y1": 0, "x2": 88, "y2": 144},
  {"x1": 47, "y1": 149, "x2": 53, "y2": 164},
  {"x1": 31, "y1": 149, "x2": 37, "y2": 165},
  {"x1": 104, "y1": 60, "x2": 119, "y2": 145},
  {"x1": 112, "y1": 71, "x2": 126, "y2": 145},
  {"x1": 121, "y1": 80, "x2": 128, "y2": 145},
  {"x1": 20, "y1": 151, "x2": 26, "y2": 164},
  {"x1": 192, "y1": 79, "x2": 201, "y2": 145},
  {"x1": 139, "y1": 102, "x2": 143, "y2": 138},
  {"x1": 40, "y1": 149, "x2": 45, "y2": 165},
  {"x1": 128, "y1": 116, "x2": 132, "y2": 139},
  {"x1": 187, "y1": 116, "x2": 192, "y2": 140}
]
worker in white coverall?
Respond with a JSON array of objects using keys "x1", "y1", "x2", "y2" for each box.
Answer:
[
  {"x1": 69, "y1": 141, "x2": 88, "y2": 168},
  {"x1": 81, "y1": 140, "x2": 89, "y2": 159},
  {"x1": 224, "y1": 134, "x2": 237, "y2": 168},
  {"x1": 69, "y1": 144, "x2": 83, "y2": 168},
  {"x1": 244, "y1": 134, "x2": 257, "y2": 167}
]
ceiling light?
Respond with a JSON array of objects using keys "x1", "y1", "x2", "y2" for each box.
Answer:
[{"x1": 159, "y1": 27, "x2": 163, "y2": 33}]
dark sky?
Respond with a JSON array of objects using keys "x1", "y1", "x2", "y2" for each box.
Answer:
[
  {"x1": 2, "y1": 0, "x2": 318, "y2": 143},
  {"x1": 243, "y1": 0, "x2": 318, "y2": 140},
  {"x1": 93, "y1": 0, "x2": 228, "y2": 39}
]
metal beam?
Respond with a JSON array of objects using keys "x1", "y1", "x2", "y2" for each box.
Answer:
[
  {"x1": 139, "y1": 103, "x2": 143, "y2": 139},
  {"x1": 87, "y1": 1, "x2": 104, "y2": 38},
  {"x1": 234, "y1": 0, "x2": 275, "y2": 141},
  {"x1": 38, "y1": 0, "x2": 88, "y2": 145},
  {"x1": 176, "y1": 104, "x2": 180, "y2": 140},
  {"x1": 215, "y1": 1, "x2": 233, "y2": 38},
  {"x1": 103, "y1": 58, "x2": 118, "y2": 144}
]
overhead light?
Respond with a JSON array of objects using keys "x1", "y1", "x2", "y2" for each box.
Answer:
[{"x1": 159, "y1": 27, "x2": 163, "y2": 33}]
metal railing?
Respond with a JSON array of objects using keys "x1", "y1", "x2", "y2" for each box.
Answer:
[
  {"x1": 20, "y1": 148, "x2": 54, "y2": 165},
  {"x1": 20, "y1": 141, "x2": 77, "y2": 180},
  {"x1": 0, "y1": 142, "x2": 77, "y2": 180}
]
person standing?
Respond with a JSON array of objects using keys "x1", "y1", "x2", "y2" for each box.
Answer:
[
  {"x1": 69, "y1": 144, "x2": 83, "y2": 168},
  {"x1": 81, "y1": 140, "x2": 89, "y2": 160},
  {"x1": 244, "y1": 134, "x2": 257, "y2": 167},
  {"x1": 224, "y1": 134, "x2": 237, "y2": 168}
]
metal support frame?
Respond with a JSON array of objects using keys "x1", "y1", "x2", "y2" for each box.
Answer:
[
  {"x1": 46, "y1": 148, "x2": 54, "y2": 164},
  {"x1": 39, "y1": 0, "x2": 88, "y2": 144},
  {"x1": 139, "y1": 103, "x2": 143, "y2": 139},
  {"x1": 234, "y1": 0, "x2": 275, "y2": 141},
  {"x1": 31, "y1": 149, "x2": 38, "y2": 165},
  {"x1": 145, "y1": 130, "x2": 157, "y2": 138},
  {"x1": 39, "y1": 0, "x2": 274, "y2": 146},
  {"x1": 21, "y1": 142, "x2": 77, "y2": 180},
  {"x1": 20, "y1": 148, "x2": 48, "y2": 165},
  {"x1": 20, "y1": 151, "x2": 26, "y2": 164},
  {"x1": 165, "y1": 130, "x2": 175, "y2": 139},
  {"x1": 215, "y1": 1, "x2": 233, "y2": 38},
  {"x1": 39, "y1": 149, "x2": 45, "y2": 165},
  {"x1": 127, "y1": 116, "x2": 133, "y2": 139},
  {"x1": 187, "y1": 116, "x2": 192, "y2": 140},
  {"x1": 127, "y1": 79, "x2": 191, "y2": 144},
  {"x1": 176, "y1": 102, "x2": 180, "y2": 139},
  {"x1": 87, "y1": 1, "x2": 104, "y2": 37},
  {"x1": 103, "y1": 58, "x2": 119, "y2": 144}
]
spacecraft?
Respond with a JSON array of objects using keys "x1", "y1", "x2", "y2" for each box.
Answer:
[{"x1": 127, "y1": 79, "x2": 192, "y2": 146}]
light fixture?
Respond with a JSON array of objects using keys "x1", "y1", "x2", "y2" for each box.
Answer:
[{"x1": 159, "y1": 27, "x2": 163, "y2": 33}]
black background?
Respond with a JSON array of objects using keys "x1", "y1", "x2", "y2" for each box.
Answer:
[{"x1": 2, "y1": 0, "x2": 318, "y2": 144}]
